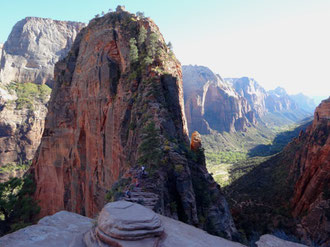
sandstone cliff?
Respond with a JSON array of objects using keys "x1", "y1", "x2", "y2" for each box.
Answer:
[
  {"x1": 228, "y1": 77, "x2": 267, "y2": 117},
  {"x1": 265, "y1": 87, "x2": 298, "y2": 112},
  {"x1": 183, "y1": 65, "x2": 256, "y2": 134},
  {"x1": 0, "y1": 17, "x2": 85, "y2": 87},
  {"x1": 30, "y1": 7, "x2": 237, "y2": 239},
  {"x1": 289, "y1": 97, "x2": 330, "y2": 246}
]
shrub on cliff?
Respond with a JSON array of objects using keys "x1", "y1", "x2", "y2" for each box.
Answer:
[
  {"x1": 138, "y1": 121, "x2": 162, "y2": 170},
  {"x1": 129, "y1": 38, "x2": 139, "y2": 63}
]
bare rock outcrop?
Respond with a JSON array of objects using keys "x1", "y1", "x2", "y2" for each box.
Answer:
[
  {"x1": 183, "y1": 65, "x2": 256, "y2": 134},
  {"x1": 0, "y1": 17, "x2": 85, "y2": 87},
  {"x1": 30, "y1": 8, "x2": 238, "y2": 239}
]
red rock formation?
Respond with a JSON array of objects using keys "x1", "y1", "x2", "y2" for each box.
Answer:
[
  {"x1": 289, "y1": 97, "x2": 330, "y2": 246},
  {"x1": 190, "y1": 131, "x2": 202, "y2": 151},
  {"x1": 29, "y1": 8, "x2": 238, "y2": 239}
]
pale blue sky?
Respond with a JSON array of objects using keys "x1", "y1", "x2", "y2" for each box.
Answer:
[{"x1": 1, "y1": 0, "x2": 329, "y2": 97}]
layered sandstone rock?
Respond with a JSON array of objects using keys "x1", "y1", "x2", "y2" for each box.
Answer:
[
  {"x1": 84, "y1": 201, "x2": 164, "y2": 246},
  {"x1": 183, "y1": 65, "x2": 256, "y2": 134},
  {"x1": 289, "y1": 97, "x2": 330, "y2": 246},
  {"x1": 0, "y1": 17, "x2": 85, "y2": 87},
  {"x1": 30, "y1": 8, "x2": 237, "y2": 239}
]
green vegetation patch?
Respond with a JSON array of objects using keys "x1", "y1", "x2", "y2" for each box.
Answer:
[{"x1": 6, "y1": 82, "x2": 51, "y2": 110}]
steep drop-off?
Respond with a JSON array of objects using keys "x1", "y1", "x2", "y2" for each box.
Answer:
[
  {"x1": 226, "y1": 98, "x2": 329, "y2": 246},
  {"x1": 183, "y1": 65, "x2": 256, "y2": 134},
  {"x1": 30, "y1": 7, "x2": 238, "y2": 239},
  {"x1": 0, "y1": 17, "x2": 85, "y2": 86}
]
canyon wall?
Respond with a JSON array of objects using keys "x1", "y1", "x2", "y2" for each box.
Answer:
[{"x1": 183, "y1": 65, "x2": 256, "y2": 134}]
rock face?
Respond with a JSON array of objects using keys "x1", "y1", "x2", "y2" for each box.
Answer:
[
  {"x1": 0, "y1": 17, "x2": 85, "y2": 86},
  {"x1": 0, "y1": 85, "x2": 49, "y2": 181},
  {"x1": 0, "y1": 202, "x2": 245, "y2": 247},
  {"x1": 265, "y1": 87, "x2": 298, "y2": 112},
  {"x1": 289, "y1": 97, "x2": 330, "y2": 246},
  {"x1": 30, "y1": 8, "x2": 237, "y2": 239},
  {"x1": 228, "y1": 77, "x2": 268, "y2": 117},
  {"x1": 290, "y1": 93, "x2": 317, "y2": 113},
  {"x1": 183, "y1": 65, "x2": 256, "y2": 134}
]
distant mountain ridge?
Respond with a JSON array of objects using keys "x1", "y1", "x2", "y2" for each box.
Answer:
[{"x1": 182, "y1": 65, "x2": 315, "y2": 134}]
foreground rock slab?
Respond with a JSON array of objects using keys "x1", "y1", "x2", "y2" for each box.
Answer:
[
  {"x1": 256, "y1": 234, "x2": 308, "y2": 247},
  {"x1": 0, "y1": 202, "x2": 308, "y2": 247},
  {"x1": 0, "y1": 211, "x2": 93, "y2": 247}
]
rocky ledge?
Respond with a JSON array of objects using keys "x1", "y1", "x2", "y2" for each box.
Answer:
[{"x1": 0, "y1": 201, "x2": 307, "y2": 247}]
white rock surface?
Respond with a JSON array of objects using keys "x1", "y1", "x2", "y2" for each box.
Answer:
[
  {"x1": 256, "y1": 234, "x2": 308, "y2": 247},
  {"x1": 0, "y1": 17, "x2": 85, "y2": 86},
  {"x1": 0, "y1": 211, "x2": 93, "y2": 247}
]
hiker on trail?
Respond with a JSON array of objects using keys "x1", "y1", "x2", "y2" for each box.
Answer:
[
  {"x1": 141, "y1": 166, "x2": 145, "y2": 174},
  {"x1": 125, "y1": 189, "x2": 131, "y2": 198}
]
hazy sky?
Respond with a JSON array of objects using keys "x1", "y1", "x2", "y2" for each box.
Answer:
[{"x1": 0, "y1": 0, "x2": 329, "y2": 97}]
